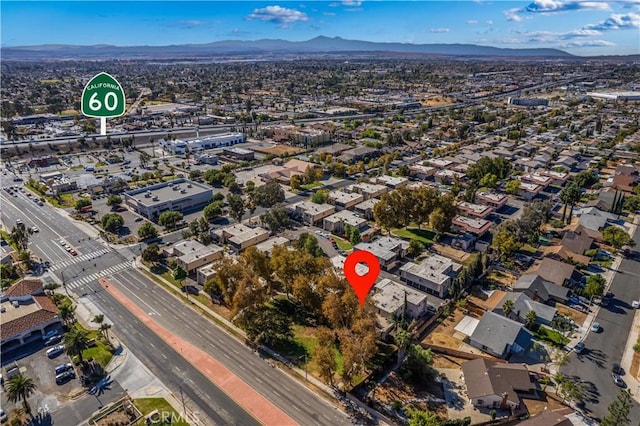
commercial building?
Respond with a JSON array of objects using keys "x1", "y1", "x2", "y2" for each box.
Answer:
[
  {"x1": 587, "y1": 91, "x2": 640, "y2": 101},
  {"x1": 399, "y1": 254, "x2": 462, "y2": 298},
  {"x1": 223, "y1": 147, "x2": 255, "y2": 161},
  {"x1": 507, "y1": 97, "x2": 550, "y2": 107},
  {"x1": 194, "y1": 153, "x2": 219, "y2": 165},
  {"x1": 1, "y1": 279, "x2": 61, "y2": 353},
  {"x1": 262, "y1": 159, "x2": 319, "y2": 184},
  {"x1": 159, "y1": 132, "x2": 245, "y2": 154},
  {"x1": 40, "y1": 171, "x2": 78, "y2": 193},
  {"x1": 124, "y1": 179, "x2": 213, "y2": 221},
  {"x1": 290, "y1": 202, "x2": 336, "y2": 226}
]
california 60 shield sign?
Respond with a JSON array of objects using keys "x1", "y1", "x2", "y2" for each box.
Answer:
[{"x1": 81, "y1": 72, "x2": 126, "y2": 135}]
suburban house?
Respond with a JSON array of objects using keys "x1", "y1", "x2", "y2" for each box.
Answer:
[
  {"x1": 399, "y1": 254, "x2": 462, "y2": 298},
  {"x1": 166, "y1": 240, "x2": 224, "y2": 273},
  {"x1": 517, "y1": 410, "x2": 574, "y2": 426},
  {"x1": 493, "y1": 292, "x2": 557, "y2": 326},
  {"x1": 469, "y1": 311, "x2": 534, "y2": 359},
  {"x1": 513, "y1": 274, "x2": 569, "y2": 304},
  {"x1": 462, "y1": 358, "x2": 534, "y2": 410},
  {"x1": 290, "y1": 201, "x2": 336, "y2": 226},
  {"x1": 528, "y1": 258, "x2": 576, "y2": 288},
  {"x1": 560, "y1": 229, "x2": 594, "y2": 255},
  {"x1": 1, "y1": 279, "x2": 61, "y2": 353},
  {"x1": 354, "y1": 236, "x2": 408, "y2": 271}
]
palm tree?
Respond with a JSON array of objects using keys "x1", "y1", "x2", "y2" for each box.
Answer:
[
  {"x1": 502, "y1": 299, "x2": 515, "y2": 319},
  {"x1": 6, "y1": 374, "x2": 37, "y2": 415},
  {"x1": 64, "y1": 329, "x2": 90, "y2": 364},
  {"x1": 58, "y1": 303, "x2": 76, "y2": 325},
  {"x1": 100, "y1": 323, "x2": 112, "y2": 343},
  {"x1": 394, "y1": 329, "x2": 412, "y2": 369},
  {"x1": 92, "y1": 314, "x2": 104, "y2": 326}
]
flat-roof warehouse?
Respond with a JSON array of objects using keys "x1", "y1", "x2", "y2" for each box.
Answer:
[{"x1": 124, "y1": 179, "x2": 212, "y2": 221}]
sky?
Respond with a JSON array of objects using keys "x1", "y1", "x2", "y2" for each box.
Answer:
[{"x1": 1, "y1": 1, "x2": 639, "y2": 56}]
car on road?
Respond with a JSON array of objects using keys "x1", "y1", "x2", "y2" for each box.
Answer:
[
  {"x1": 591, "y1": 322, "x2": 601, "y2": 333},
  {"x1": 46, "y1": 345, "x2": 65, "y2": 359},
  {"x1": 54, "y1": 363, "x2": 74, "y2": 375},
  {"x1": 31, "y1": 226, "x2": 39, "y2": 232},
  {"x1": 0, "y1": 408, "x2": 7, "y2": 423},
  {"x1": 612, "y1": 363, "x2": 625, "y2": 376},
  {"x1": 573, "y1": 342, "x2": 585, "y2": 354},
  {"x1": 55, "y1": 370, "x2": 75, "y2": 385},
  {"x1": 70, "y1": 250, "x2": 77, "y2": 256},
  {"x1": 632, "y1": 300, "x2": 640, "y2": 309},
  {"x1": 44, "y1": 334, "x2": 63, "y2": 346},
  {"x1": 612, "y1": 373, "x2": 626, "y2": 388},
  {"x1": 59, "y1": 240, "x2": 66, "y2": 246}
]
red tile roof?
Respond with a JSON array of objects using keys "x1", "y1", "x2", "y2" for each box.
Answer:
[
  {"x1": 4, "y1": 279, "x2": 43, "y2": 298},
  {"x1": 0, "y1": 296, "x2": 59, "y2": 341}
]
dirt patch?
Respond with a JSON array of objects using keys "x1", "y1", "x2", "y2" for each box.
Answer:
[
  {"x1": 631, "y1": 350, "x2": 640, "y2": 379},
  {"x1": 520, "y1": 394, "x2": 567, "y2": 416},
  {"x1": 209, "y1": 303, "x2": 233, "y2": 321},
  {"x1": 469, "y1": 290, "x2": 505, "y2": 311},
  {"x1": 423, "y1": 309, "x2": 466, "y2": 350},
  {"x1": 555, "y1": 304, "x2": 587, "y2": 325},
  {"x1": 433, "y1": 244, "x2": 470, "y2": 264},
  {"x1": 251, "y1": 144, "x2": 306, "y2": 156},
  {"x1": 487, "y1": 269, "x2": 517, "y2": 287},
  {"x1": 432, "y1": 354, "x2": 466, "y2": 369},
  {"x1": 376, "y1": 372, "x2": 447, "y2": 418}
]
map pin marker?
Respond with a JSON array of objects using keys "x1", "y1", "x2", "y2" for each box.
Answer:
[{"x1": 344, "y1": 250, "x2": 381, "y2": 307}]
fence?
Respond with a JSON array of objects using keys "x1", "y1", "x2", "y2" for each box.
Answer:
[{"x1": 421, "y1": 343, "x2": 507, "y2": 363}]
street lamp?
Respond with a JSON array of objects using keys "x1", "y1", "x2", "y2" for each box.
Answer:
[{"x1": 299, "y1": 354, "x2": 308, "y2": 381}]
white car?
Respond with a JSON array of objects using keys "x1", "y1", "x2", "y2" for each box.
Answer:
[
  {"x1": 632, "y1": 300, "x2": 640, "y2": 309},
  {"x1": 591, "y1": 322, "x2": 601, "y2": 333}
]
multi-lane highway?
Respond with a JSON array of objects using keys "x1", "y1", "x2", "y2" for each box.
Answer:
[{"x1": 0, "y1": 180, "x2": 352, "y2": 425}]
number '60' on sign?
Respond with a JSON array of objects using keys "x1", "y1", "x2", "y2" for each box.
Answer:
[{"x1": 81, "y1": 72, "x2": 126, "y2": 135}]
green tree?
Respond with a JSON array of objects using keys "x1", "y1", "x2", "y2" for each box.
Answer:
[
  {"x1": 137, "y1": 222, "x2": 158, "y2": 240},
  {"x1": 260, "y1": 205, "x2": 291, "y2": 232},
  {"x1": 9, "y1": 223, "x2": 33, "y2": 252},
  {"x1": 64, "y1": 329, "x2": 90, "y2": 364},
  {"x1": 106, "y1": 194, "x2": 123, "y2": 207},
  {"x1": 407, "y1": 239, "x2": 424, "y2": 258},
  {"x1": 602, "y1": 226, "x2": 634, "y2": 250},
  {"x1": 158, "y1": 211, "x2": 183, "y2": 229},
  {"x1": 142, "y1": 243, "x2": 161, "y2": 263},
  {"x1": 584, "y1": 274, "x2": 606, "y2": 300},
  {"x1": 311, "y1": 189, "x2": 329, "y2": 204},
  {"x1": 401, "y1": 344, "x2": 436, "y2": 385},
  {"x1": 6, "y1": 374, "x2": 37, "y2": 415},
  {"x1": 524, "y1": 310, "x2": 538, "y2": 330},
  {"x1": 505, "y1": 180, "x2": 521, "y2": 195},
  {"x1": 252, "y1": 180, "x2": 285, "y2": 208},
  {"x1": 502, "y1": 299, "x2": 515, "y2": 318},
  {"x1": 172, "y1": 265, "x2": 187, "y2": 290},
  {"x1": 227, "y1": 193, "x2": 246, "y2": 222},
  {"x1": 559, "y1": 183, "x2": 581, "y2": 223},
  {"x1": 101, "y1": 213, "x2": 124, "y2": 232},
  {"x1": 74, "y1": 198, "x2": 92, "y2": 211},
  {"x1": 408, "y1": 409, "x2": 441, "y2": 426},
  {"x1": 58, "y1": 303, "x2": 76, "y2": 325},
  {"x1": 601, "y1": 390, "x2": 634, "y2": 426},
  {"x1": 290, "y1": 174, "x2": 302, "y2": 190},
  {"x1": 312, "y1": 327, "x2": 337, "y2": 385},
  {"x1": 492, "y1": 229, "x2": 521, "y2": 260},
  {"x1": 203, "y1": 201, "x2": 223, "y2": 221}
]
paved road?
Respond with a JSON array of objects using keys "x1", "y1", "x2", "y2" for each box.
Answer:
[
  {"x1": 92, "y1": 268, "x2": 351, "y2": 425},
  {"x1": 561, "y1": 224, "x2": 640, "y2": 421}
]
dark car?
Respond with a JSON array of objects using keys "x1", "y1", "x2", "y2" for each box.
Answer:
[
  {"x1": 55, "y1": 370, "x2": 75, "y2": 385},
  {"x1": 612, "y1": 373, "x2": 626, "y2": 388},
  {"x1": 612, "y1": 363, "x2": 625, "y2": 376},
  {"x1": 44, "y1": 334, "x2": 63, "y2": 346},
  {"x1": 54, "y1": 363, "x2": 74, "y2": 375},
  {"x1": 46, "y1": 345, "x2": 65, "y2": 359}
]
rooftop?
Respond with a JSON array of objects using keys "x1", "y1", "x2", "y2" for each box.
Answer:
[
  {"x1": 126, "y1": 179, "x2": 211, "y2": 208},
  {"x1": 328, "y1": 191, "x2": 364, "y2": 205},
  {"x1": 457, "y1": 201, "x2": 492, "y2": 215},
  {"x1": 373, "y1": 278, "x2": 427, "y2": 314},
  {"x1": 400, "y1": 254, "x2": 462, "y2": 285}
]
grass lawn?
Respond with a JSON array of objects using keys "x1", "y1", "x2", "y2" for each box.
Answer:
[
  {"x1": 274, "y1": 325, "x2": 345, "y2": 377},
  {"x1": 69, "y1": 165, "x2": 84, "y2": 170},
  {"x1": 519, "y1": 244, "x2": 538, "y2": 256},
  {"x1": 534, "y1": 326, "x2": 569, "y2": 347},
  {"x1": 133, "y1": 398, "x2": 188, "y2": 425},
  {"x1": 333, "y1": 236, "x2": 352, "y2": 251},
  {"x1": 592, "y1": 259, "x2": 613, "y2": 268},
  {"x1": 301, "y1": 181, "x2": 322, "y2": 190},
  {"x1": 96, "y1": 162, "x2": 108, "y2": 167},
  {"x1": 392, "y1": 228, "x2": 434, "y2": 245},
  {"x1": 73, "y1": 323, "x2": 114, "y2": 367}
]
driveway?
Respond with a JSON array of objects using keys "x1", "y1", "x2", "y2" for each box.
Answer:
[{"x1": 561, "y1": 223, "x2": 640, "y2": 421}]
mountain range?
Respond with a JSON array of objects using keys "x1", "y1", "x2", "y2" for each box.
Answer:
[{"x1": 1, "y1": 36, "x2": 575, "y2": 60}]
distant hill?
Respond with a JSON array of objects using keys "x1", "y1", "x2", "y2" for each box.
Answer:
[{"x1": 1, "y1": 36, "x2": 576, "y2": 59}]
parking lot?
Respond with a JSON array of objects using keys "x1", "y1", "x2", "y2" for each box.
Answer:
[{"x1": 1, "y1": 337, "x2": 81, "y2": 417}]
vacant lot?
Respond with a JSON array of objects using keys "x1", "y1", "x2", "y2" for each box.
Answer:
[
  {"x1": 375, "y1": 372, "x2": 447, "y2": 418},
  {"x1": 251, "y1": 144, "x2": 306, "y2": 156}
]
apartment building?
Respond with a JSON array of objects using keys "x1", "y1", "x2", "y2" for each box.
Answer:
[
  {"x1": 476, "y1": 192, "x2": 508, "y2": 209},
  {"x1": 452, "y1": 216, "x2": 494, "y2": 236},
  {"x1": 399, "y1": 254, "x2": 462, "y2": 298},
  {"x1": 328, "y1": 191, "x2": 364, "y2": 211},
  {"x1": 354, "y1": 236, "x2": 408, "y2": 271},
  {"x1": 290, "y1": 201, "x2": 336, "y2": 226},
  {"x1": 457, "y1": 202, "x2": 493, "y2": 219},
  {"x1": 323, "y1": 210, "x2": 367, "y2": 235}
]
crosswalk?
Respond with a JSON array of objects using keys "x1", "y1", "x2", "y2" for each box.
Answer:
[
  {"x1": 64, "y1": 261, "x2": 132, "y2": 290},
  {"x1": 50, "y1": 248, "x2": 111, "y2": 271}
]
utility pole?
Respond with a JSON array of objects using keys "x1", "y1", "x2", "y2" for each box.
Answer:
[{"x1": 61, "y1": 271, "x2": 70, "y2": 297}]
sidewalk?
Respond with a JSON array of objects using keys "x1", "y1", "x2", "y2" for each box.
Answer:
[{"x1": 621, "y1": 309, "x2": 640, "y2": 401}]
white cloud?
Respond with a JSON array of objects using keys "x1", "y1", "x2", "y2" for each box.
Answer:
[
  {"x1": 506, "y1": 0, "x2": 611, "y2": 21},
  {"x1": 467, "y1": 20, "x2": 479, "y2": 24},
  {"x1": 562, "y1": 39, "x2": 616, "y2": 47},
  {"x1": 429, "y1": 28, "x2": 450, "y2": 33},
  {"x1": 341, "y1": 0, "x2": 363, "y2": 5},
  {"x1": 584, "y1": 12, "x2": 640, "y2": 31},
  {"x1": 486, "y1": 19, "x2": 493, "y2": 25},
  {"x1": 246, "y1": 5, "x2": 309, "y2": 28},
  {"x1": 323, "y1": 11, "x2": 336, "y2": 16}
]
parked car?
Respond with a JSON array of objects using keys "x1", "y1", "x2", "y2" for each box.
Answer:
[
  {"x1": 54, "y1": 363, "x2": 74, "y2": 375},
  {"x1": 42, "y1": 329, "x2": 60, "y2": 340},
  {"x1": 0, "y1": 408, "x2": 7, "y2": 423},
  {"x1": 55, "y1": 370, "x2": 75, "y2": 385},
  {"x1": 46, "y1": 345, "x2": 65, "y2": 358},
  {"x1": 612, "y1": 363, "x2": 625, "y2": 376},
  {"x1": 590, "y1": 322, "x2": 601, "y2": 333},
  {"x1": 573, "y1": 342, "x2": 585, "y2": 354},
  {"x1": 44, "y1": 334, "x2": 63, "y2": 346},
  {"x1": 612, "y1": 373, "x2": 626, "y2": 388}
]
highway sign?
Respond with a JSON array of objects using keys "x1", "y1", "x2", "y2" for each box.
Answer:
[{"x1": 81, "y1": 72, "x2": 126, "y2": 135}]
